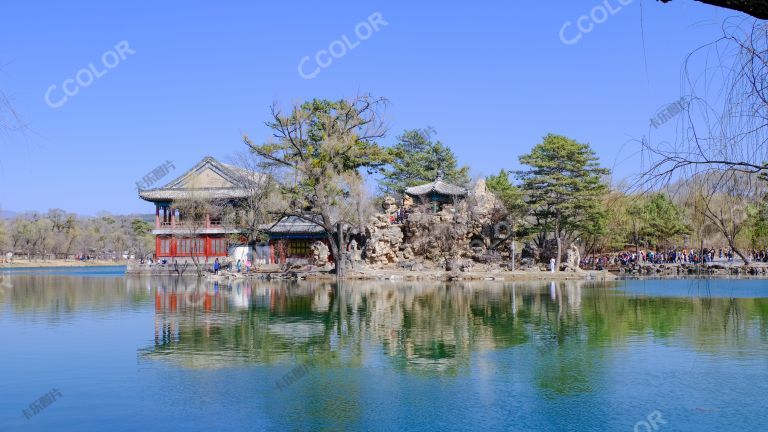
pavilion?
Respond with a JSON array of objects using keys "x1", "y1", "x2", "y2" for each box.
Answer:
[{"x1": 404, "y1": 176, "x2": 468, "y2": 212}]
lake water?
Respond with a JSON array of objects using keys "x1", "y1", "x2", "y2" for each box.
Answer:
[{"x1": 2, "y1": 268, "x2": 768, "y2": 431}]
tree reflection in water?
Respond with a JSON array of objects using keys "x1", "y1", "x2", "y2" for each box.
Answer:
[
  {"x1": 5, "y1": 271, "x2": 768, "y2": 430},
  {"x1": 4, "y1": 272, "x2": 767, "y2": 398},
  {"x1": 136, "y1": 278, "x2": 768, "y2": 394}
]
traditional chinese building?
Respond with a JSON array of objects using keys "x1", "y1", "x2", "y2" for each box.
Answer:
[
  {"x1": 404, "y1": 176, "x2": 468, "y2": 212},
  {"x1": 264, "y1": 215, "x2": 329, "y2": 264},
  {"x1": 138, "y1": 156, "x2": 261, "y2": 259}
]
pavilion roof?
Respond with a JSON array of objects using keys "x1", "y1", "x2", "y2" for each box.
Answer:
[
  {"x1": 138, "y1": 156, "x2": 264, "y2": 202},
  {"x1": 404, "y1": 179, "x2": 467, "y2": 197},
  {"x1": 265, "y1": 215, "x2": 326, "y2": 235}
]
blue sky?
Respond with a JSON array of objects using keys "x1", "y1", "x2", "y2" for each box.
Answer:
[{"x1": 0, "y1": 0, "x2": 743, "y2": 214}]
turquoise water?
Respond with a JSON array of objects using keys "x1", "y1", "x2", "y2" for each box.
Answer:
[{"x1": 1, "y1": 269, "x2": 768, "y2": 431}]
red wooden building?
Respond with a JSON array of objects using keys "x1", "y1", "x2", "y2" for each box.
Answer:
[
  {"x1": 263, "y1": 215, "x2": 329, "y2": 264},
  {"x1": 138, "y1": 156, "x2": 261, "y2": 259}
]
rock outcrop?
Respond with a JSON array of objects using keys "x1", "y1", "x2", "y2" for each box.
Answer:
[
  {"x1": 311, "y1": 241, "x2": 330, "y2": 267},
  {"x1": 362, "y1": 182, "x2": 522, "y2": 268},
  {"x1": 563, "y1": 243, "x2": 582, "y2": 272},
  {"x1": 363, "y1": 213, "x2": 405, "y2": 265}
]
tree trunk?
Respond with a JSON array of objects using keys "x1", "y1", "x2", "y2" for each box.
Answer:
[
  {"x1": 326, "y1": 229, "x2": 342, "y2": 279},
  {"x1": 337, "y1": 222, "x2": 344, "y2": 280},
  {"x1": 555, "y1": 235, "x2": 562, "y2": 272},
  {"x1": 658, "y1": 0, "x2": 768, "y2": 19},
  {"x1": 730, "y1": 239, "x2": 750, "y2": 266}
]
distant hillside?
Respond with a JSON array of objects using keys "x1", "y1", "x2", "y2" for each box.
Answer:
[
  {"x1": 135, "y1": 214, "x2": 155, "y2": 223},
  {"x1": 0, "y1": 210, "x2": 154, "y2": 221},
  {"x1": 0, "y1": 210, "x2": 17, "y2": 219}
]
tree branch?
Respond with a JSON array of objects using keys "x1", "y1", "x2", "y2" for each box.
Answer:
[{"x1": 658, "y1": 0, "x2": 768, "y2": 20}]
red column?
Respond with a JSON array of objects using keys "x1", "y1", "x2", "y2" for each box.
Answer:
[
  {"x1": 204, "y1": 292, "x2": 212, "y2": 312},
  {"x1": 155, "y1": 206, "x2": 160, "y2": 228}
]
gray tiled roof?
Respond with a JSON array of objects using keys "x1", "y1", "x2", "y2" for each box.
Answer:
[
  {"x1": 405, "y1": 180, "x2": 467, "y2": 197},
  {"x1": 266, "y1": 215, "x2": 326, "y2": 234},
  {"x1": 138, "y1": 156, "x2": 265, "y2": 202}
]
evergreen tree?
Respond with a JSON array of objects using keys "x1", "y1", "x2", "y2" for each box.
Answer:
[
  {"x1": 638, "y1": 193, "x2": 690, "y2": 248},
  {"x1": 485, "y1": 169, "x2": 527, "y2": 221},
  {"x1": 379, "y1": 127, "x2": 470, "y2": 194},
  {"x1": 518, "y1": 134, "x2": 609, "y2": 269}
]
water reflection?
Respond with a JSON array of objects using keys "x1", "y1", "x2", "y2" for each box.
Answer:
[
  {"x1": 142, "y1": 279, "x2": 585, "y2": 372},
  {"x1": 135, "y1": 278, "x2": 768, "y2": 379},
  {"x1": 1, "y1": 271, "x2": 148, "y2": 316},
  {"x1": 4, "y1": 272, "x2": 768, "y2": 381},
  {"x1": 4, "y1": 271, "x2": 768, "y2": 430}
]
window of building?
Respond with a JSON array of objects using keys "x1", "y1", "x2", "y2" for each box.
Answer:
[
  {"x1": 289, "y1": 240, "x2": 311, "y2": 257},
  {"x1": 210, "y1": 238, "x2": 226, "y2": 255},
  {"x1": 160, "y1": 239, "x2": 171, "y2": 255}
]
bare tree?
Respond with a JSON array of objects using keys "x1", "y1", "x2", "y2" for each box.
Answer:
[
  {"x1": 0, "y1": 212, "x2": 6, "y2": 255},
  {"x1": 0, "y1": 85, "x2": 25, "y2": 140},
  {"x1": 657, "y1": 0, "x2": 768, "y2": 19},
  {"x1": 226, "y1": 150, "x2": 285, "y2": 245},
  {"x1": 641, "y1": 20, "x2": 768, "y2": 186},
  {"x1": 10, "y1": 214, "x2": 52, "y2": 260},
  {"x1": 173, "y1": 191, "x2": 218, "y2": 277},
  {"x1": 337, "y1": 172, "x2": 376, "y2": 234},
  {"x1": 681, "y1": 171, "x2": 764, "y2": 263},
  {"x1": 641, "y1": 20, "x2": 768, "y2": 263}
]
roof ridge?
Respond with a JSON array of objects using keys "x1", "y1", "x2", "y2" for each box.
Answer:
[{"x1": 152, "y1": 156, "x2": 247, "y2": 190}]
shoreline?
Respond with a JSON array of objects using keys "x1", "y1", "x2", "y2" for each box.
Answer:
[
  {"x1": 1, "y1": 260, "x2": 128, "y2": 269},
  {"x1": 189, "y1": 268, "x2": 616, "y2": 282},
  {"x1": 11, "y1": 260, "x2": 768, "y2": 282},
  {"x1": 125, "y1": 260, "x2": 768, "y2": 281}
]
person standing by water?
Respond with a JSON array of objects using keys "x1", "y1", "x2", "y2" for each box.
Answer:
[
  {"x1": 213, "y1": 258, "x2": 220, "y2": 275},
  {"x1": 236, "y1": 259, "x2": 242, "y2": 273},
  {"x1": 549, "y1": 258, "x2": 556, "y2": 273}
]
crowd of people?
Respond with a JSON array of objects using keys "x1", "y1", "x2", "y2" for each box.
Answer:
[{"x1": 580, "y1": 247, "x2": 744, "y2": 270}]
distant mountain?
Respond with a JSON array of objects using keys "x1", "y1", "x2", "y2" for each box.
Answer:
[
  {"x1": 136, "y1": 214, "x2": 156, "y2": 223},
  {"x1": 0, "y1": 210, "x2": 154, "y2": 220},
  {"x1": 0, "y1": 210, "x2": 17, "y2": 219}
]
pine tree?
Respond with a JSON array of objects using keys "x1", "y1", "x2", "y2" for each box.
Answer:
[
  {"x1": 518, "y1": 134, "x2": 609, "y2": 269},
  {"x1": 379, "y1": 127, "x2": 470, "y2": 195},
  {"x1": 485, "y1": 169, "x2": 527, "y2": 221}
]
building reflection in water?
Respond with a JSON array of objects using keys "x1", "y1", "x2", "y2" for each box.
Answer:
[
  {"x1": 137, "y1": 276, "x2": 768, "y2": 390},
  {"x1": 3, "y1": 270, "x2": 767, "y2": 396},
  {"x1": 143, "y1": 278, "x2": 595, "y2": 372}
]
